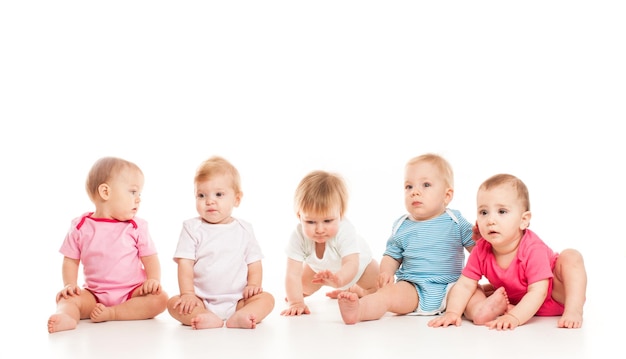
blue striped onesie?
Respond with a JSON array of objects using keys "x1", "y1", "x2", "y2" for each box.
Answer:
[{"x1": 384, "y1": 209, "x2": 474, "y2": 314}]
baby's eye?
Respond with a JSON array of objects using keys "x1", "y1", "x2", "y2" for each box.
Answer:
[
  {"x1": 498, "y1": 209, "x2": 508, "y2": 214},
  {"x1": 306, "y1": 220, "x2": 316, "y2": 225},
  {"x1": 479, "y1": 210, "x2": 487, "y2": 216},
  {"x1": 405, "y1": 184, "x2": 413, "y2": 190},
  {"x1": 324, "y1": 219, "x2": 334, "y2": 224},
  {"x1": 423, "y1": 182, "x2": 431, "y2": 188},
  {"x1": 216, "y1": 192, "x2": 225, "y2": 198},
  {"x1": 197, "y1": 193, "x2": 205, "y2": 199}
]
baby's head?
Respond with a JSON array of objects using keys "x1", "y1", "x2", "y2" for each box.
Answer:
[
  {"x1": 194, "y1": 156, "x2": 242, "y2": 224},
  {"x1": 294, "y1": 170, "x2": 348, "y2": 219},
  {"x1": 85, "y1": 157, "x2": 144, "y2": 220},
  {"x1": 404, "y1": 153, "x2": 454, "y2": 221},
  {"x1": 294, "y1": 170, "x2": 348, "y2": 242},
  {"x1": 476, "y1": 173, "x2": 531, "y2": 241}
]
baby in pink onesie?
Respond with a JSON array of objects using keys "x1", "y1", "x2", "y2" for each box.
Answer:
[
  {"x1": 47, "y1": 157, "x2": 168, "y2": 333},
  {"x1": 428, "y1": 173, "x2": 587, "y2": 330}
]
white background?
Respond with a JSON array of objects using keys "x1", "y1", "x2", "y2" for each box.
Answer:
[{"x1": 1, "y1": 1, "x2": 624, "y2": 329}]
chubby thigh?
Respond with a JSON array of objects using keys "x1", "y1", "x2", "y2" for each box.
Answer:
[{"x1": 381, "y1": 280, "x2": 419, "y2": 315}]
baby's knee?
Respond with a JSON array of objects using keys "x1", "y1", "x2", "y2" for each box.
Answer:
[
  {"x1": 166, "y1": 295, "x2": 181, "y2": 311},
  {"x1": 154, "y1": 290, "x2": 169, "y2": 307},
  {"x1": 558, "y1": 249, "x2": 585, "y2": 266}
]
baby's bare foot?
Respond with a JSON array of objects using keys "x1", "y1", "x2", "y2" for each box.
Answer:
[
  {"x1": 226, "y1": 312, "x2": 258, "y2": 329},
  {"x1": 327, "y1": 285, "x2": 367, "y2": 299},
  {"x1": 558, "y1": 309, "x2": 583, "y2": 329},
  {"x1": 48, "y1": 313, "x2": 77, "y2": 333},
  {"x1": 473, "y1": 287, "x2": 509, "y2": 325},
  {"x1": 337, "y1": 291, "x2": 360, "y2": 325},
  {"x1": 90, "y1": 303, "x2": 115, "y2": 323},
  {"x1": 191, "y1": 313, "x2": 224, "y2": 330}
]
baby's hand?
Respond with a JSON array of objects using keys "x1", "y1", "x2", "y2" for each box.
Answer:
[
  {"x1": 243, "y1": 285, "x2": 263, "y2": 299},
  {"x1": 280, "y1": 301, "x2": 311, "y2": 316},
  {"x1": 378, "y1": 272, "x2": 394, "y2": 288},
  {"x1": 173, "y1": 293, "x2": 202, "y2": 315},
  {"x1": 486, "y1": 313, "x2": 520, "y2": 331},
  {"x1": 139, "y1": 278, "x2": 162, "y2": 295},
  {"x1": 471, "y1": 222, "x2": 481, "y2": 242},
  {"x1": 312, "y1": 270, "x2": 340, "y2": 288},
  {"x1": 56, "y1": 284, "x2": 80, "y2": 301},
  {"x1": 428, "y1": 312, "x2": 462, "y2": 328}
]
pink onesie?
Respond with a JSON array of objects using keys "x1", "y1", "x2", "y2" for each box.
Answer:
[
  {"x1": 462, "y1": 229, "x2": 564, "y2": 316},
  {"x1": 59, "y1": 212, "x2": 158, "y2": 306}
]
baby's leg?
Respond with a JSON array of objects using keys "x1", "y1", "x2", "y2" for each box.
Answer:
[
  {"x1": 48, "y1": 289, "x2": 97, "y2": 333},
  {"x1": 465, "y1": 287, "x2": 510, "y2": 325},
  {"x1": 353, "y1": 260, "x2": 380, "y2": 297},
  {"x1": 338, "y1": 281, "x2": 418, "y2": 324},
  {"x1": 552, "y1": 249, "x2": 586, "y2": 328},
  {"x1": 226, "y1": 292, "x2": 275, "y2": 329},
  {"x1": 92, "y1": 290, "x2": 168, "y2": 322}
]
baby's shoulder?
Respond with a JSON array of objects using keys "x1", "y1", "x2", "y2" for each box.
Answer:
[
  {"x1": 233, "y1": 217, "x2": 254, "y2": 233},
  {"x1": 130, "y1": 216, "x2": 149, "y2": 228}
]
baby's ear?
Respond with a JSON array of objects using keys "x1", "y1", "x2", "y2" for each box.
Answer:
[
  {"x1": 97, "y1": 183, "x2": 110, "y2": 200},
  {"x1": 444, "y1": 187, "x2": 454, "y2": 205},
  {"x1": 520, "y1": 210, "x2": 532, "y2": 230}
]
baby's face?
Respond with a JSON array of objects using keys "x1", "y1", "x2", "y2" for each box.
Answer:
[
  {"x1": 403, "y1": 161, "x2": 451, "y2": 221},
  {"x1": 195, "y1": 174, "x2": 241, "y2": 224},
  {"x1": 103, "y1": 167, "x2": 144, "y2": 221},
  {"x1": 476, "y1": 184, "x2": 529, "y2": 247},
  {"x1": 298, "y1": 207, "x2": 341, "y2": 244}
]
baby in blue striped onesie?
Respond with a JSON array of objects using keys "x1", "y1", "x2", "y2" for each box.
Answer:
[{"x1": 338, "y1": 153, "x2": 475, "y2": 324}]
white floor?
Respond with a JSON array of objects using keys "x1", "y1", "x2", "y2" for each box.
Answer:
[{"x1": 28, "y1": 252, "x2": 621, "y2": 359}]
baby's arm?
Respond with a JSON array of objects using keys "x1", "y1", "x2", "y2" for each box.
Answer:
[
  {"x1": 243, "y1": 260, "x2": 264, "y2": 299},
  {"x1": 428, "y1": 275, "x2": 478, "y2": 328},
  {"x1": 312, "y1": 253, "x2": 359, "y2": 288},
  {"x1": 171, "y1": 258, "x2": 202, "y2": 315},
  {"x1": 378, "y1": 255, "x2": 400, "y2": 287},
  {"x1": 281, "y1": 258, "x2": 310, "y2": 316},
  {"x1": 139, "y1": 254, "x2": 162, "y2": 295},
  {"x1": 56, "y1": 257, "x2": 81, "y2": 301},
  {"x1": 486, "y1": 279, "x2": 548, "y2": 330}
]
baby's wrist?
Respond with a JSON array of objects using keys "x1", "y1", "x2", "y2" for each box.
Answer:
[{"x1": 505, "y1": 313, "x2": 521, "y2": 326}]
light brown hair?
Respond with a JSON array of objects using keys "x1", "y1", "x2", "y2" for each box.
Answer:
[
  {"x1": 406, "y1": 153, "x2": 454, "y2": 188},
  {"x1": 479, "y1": 173, "x2": 530, "y2": 211},
  {"x1": 195, "y1": 156, "x2": 242, "y2": 194},
  {"x1": 294, "y1": 170, "x2": 348, "y2": 217}
]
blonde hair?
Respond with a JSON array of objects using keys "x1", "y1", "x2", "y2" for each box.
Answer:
[
  {"x1": 406, "y1": 153, "x2": 454, "y2": 188},
  {"x1": 195, "y1": 156, "x2": 241, "y2": 194},
  {"x1": 479, "y1": 173, "x2": 530, "y2": 211},
  {"x1": 85, "y1": 157, "x2": 143, "y2": 202},
  {"x1": 294, "y1": 170, "x2": 348, "y2": 217}
]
